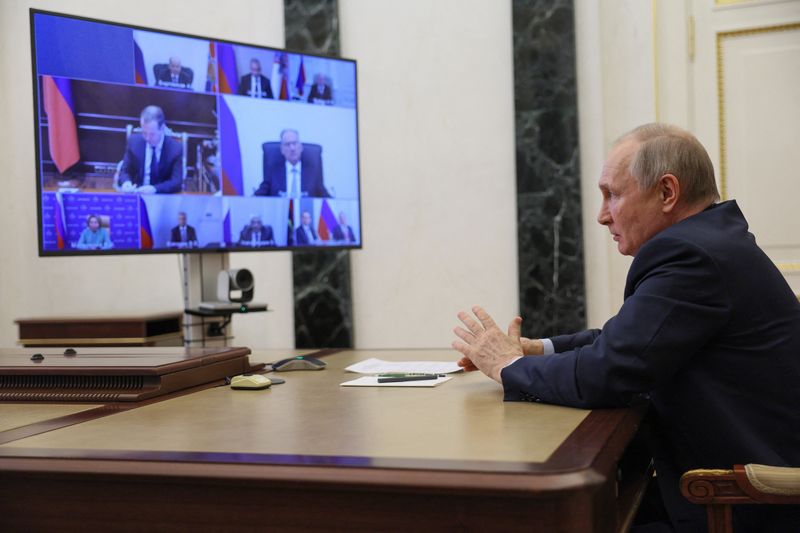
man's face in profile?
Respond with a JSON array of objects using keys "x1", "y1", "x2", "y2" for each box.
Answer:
[
  {"x1": 280, "y1": 131, "x2": 303, "y2": 165},
  {"x1": 251, "y1": 217, "x2": 263, "y2": 231},
  {"x1": 178, "y1": 213, "x2": 187, "y2": 226},
  {"x1": 301, "y1": 212, "x2": 311, "y2": 226},
  {"x1": 250, "y1": 61, "x2": 261, "y2": 76},
  {"x1": 597, "y1": 139, "x2": 666, "y2": 256},
  {"x1": 140, "y1": 119, "x2": 164, "y2": 147},
  {"x1": 168, "y1": 58, "x2": 181, "y2": 76}
]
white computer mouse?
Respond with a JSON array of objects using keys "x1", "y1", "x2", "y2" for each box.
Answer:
[{"x1": 230, "y1": 374, "x2": 272, "y2": 390}]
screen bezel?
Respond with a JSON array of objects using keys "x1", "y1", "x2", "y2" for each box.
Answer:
[{"x1": 30, "y1": 8, "x2": 362, "y2": 257}]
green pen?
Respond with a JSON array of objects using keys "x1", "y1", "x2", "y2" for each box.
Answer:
[
  {"x1": 377, "y1": 375, "x2": 439, "y2": 383},
  {"x1": 377, "y1": 373, "x2": 444, "y2": 378}
]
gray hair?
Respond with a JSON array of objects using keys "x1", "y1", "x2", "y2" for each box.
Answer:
[
  {"x1": 280, "y1": 128, "x2": 300, "y2": 142},
  {"x1": 140, "y1": 105, "x2": 165, "y2": 128},
  {"x1": 619, "y1": 123, "x2": 719, "y2": 205}
]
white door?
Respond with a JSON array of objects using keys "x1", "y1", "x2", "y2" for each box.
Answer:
[{"x1": 690, "y1": 0, "x2": 800, "y2": 295}]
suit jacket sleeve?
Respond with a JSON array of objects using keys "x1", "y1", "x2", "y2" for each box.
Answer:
[
  {"x1": 550, "y1": 330, "x2": 602, "y2": 352},
  {"x1": 237, "y1": 75, "x2": 249, "y2": 95},
  {"x1": 118, "y1": 138, "x2": 139, "y2": 186},
  {"x1": 306, "y1": 159, "x2": 330, "y2": 198},
  {"x1": 255, "y1": 155, "x2": 274, "y2": 196},
  {"x1": 501, "y1": 237, "x2": 732, "y2": 408},
  {"x1": 264, "y1": 77, "x2": 274, "y2": 99},
  {"x1": 153, "y1": 138, "x2": 183, "y2": 194}
]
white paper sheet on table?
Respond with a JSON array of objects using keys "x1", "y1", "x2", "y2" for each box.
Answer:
[
  {"x1": 344, "y1": 358, "x2": 463, "y2": 375},
  {"x1": 340, "y1": 376, "x2": 453, "y2": 387}
]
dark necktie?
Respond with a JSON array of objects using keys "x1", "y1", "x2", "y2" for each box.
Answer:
[{"x1": 149, "y1": 146, "x2": 158, "y2": 184}]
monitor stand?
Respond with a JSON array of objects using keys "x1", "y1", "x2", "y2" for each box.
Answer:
[{"x1": 182, "y1": 253, "x2": 230, "y2": 347}]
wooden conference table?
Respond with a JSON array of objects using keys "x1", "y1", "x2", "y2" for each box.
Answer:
[{"x1": 0, "y1": 349, "x2": 650, "y2": 532}]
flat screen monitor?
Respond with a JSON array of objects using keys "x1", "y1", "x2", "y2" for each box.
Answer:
[{"x1": 30, "y1": 9, "x2": 361, "y2": 256}]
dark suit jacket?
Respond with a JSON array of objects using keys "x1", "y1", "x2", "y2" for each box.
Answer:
[
  {"x1": 237, "y1": 74, "x2": 273, "y2": 98},
  {"x1": 502, "y1": 201, "x2": 800, "y2": 531},
  {"x1": 307, "y1": 84, "x2": 332, "y2": 103},
  {"x1": 170, "y1": 224, "x2": 197, "y2": 244},
  {"x1": 118, "y1": 135, "x2": 183, "y2": 193},
  {"x1": 238, "y1": 226, "x2": 274, "y2": 246},
  {"x1": 155, "y1": 69, "x2": 192, "y2": 89},
  {"x1": 332, "y1": 224, "x2": 355, "y2": 242},
  {"x1": 294, "y1": 225, "x2": 317, "y2": 245},
  {"x1": 254, "y1": 150, "x2": 329, "y2": 198}
]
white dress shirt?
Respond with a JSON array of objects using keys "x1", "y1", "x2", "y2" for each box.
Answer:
[{"x1": 285, "y1": 160, "x2": 302, "y2": 197}]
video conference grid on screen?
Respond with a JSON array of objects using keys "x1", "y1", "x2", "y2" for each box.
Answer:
[{"x1": 32, "y1": 10, "x2": 361, "y2": 255}]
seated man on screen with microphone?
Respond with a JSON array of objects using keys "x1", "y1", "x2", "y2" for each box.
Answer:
[
  {"x1": 254, "y1": 129, "x2": 329, "y2": 198},
  {"x1": 238, "y1": 215, "x2": 275, "y2": 247},
  {"x1": 307, "y1": 73, "x2": 332, "y2": 104},
  {"x1": 155, "y1": 56, "x2": 192, "y2": 90},
  {"x1": 118, "y1": 105, "x2": 183, "y2": 194},
  {"x1": 332, "y1": 211, "x2": 356, "y2": 243},
  {"x1": 167, "y1": 212, "x2": 198, "y2": 248},
  {"x1": 237, "y1": 58, "x2": 273, "y2": 99},
  {"x1": 295, "y1": 211, "x2": 318, "y2": 245}
]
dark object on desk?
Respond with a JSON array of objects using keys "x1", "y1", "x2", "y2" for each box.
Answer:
[
  {"x1": 378, "y1": 375, "x2": 438, "y2": 383},
  {"x1": 0, "y1": 347, "x2": 258, "y2": 402},
  {"x1": 15, "y1": 313, "x2": 183, "y2": 347},
  {"x1": 63, "y1": 348, "x2": 77, "y2": 356},
  {"x1": 272, "y1": 356, "x2": 326, "y2": 372}
]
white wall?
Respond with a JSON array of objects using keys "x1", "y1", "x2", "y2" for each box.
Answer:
[
  {"x1": 1, "y1": 0, "x2": 519, "y2": 351},
  {"x1": 340, "y1": 0, "x2": 519, "y2": 348},
  {"x1": 574, "y1": 0, "x2": 659, "y2": 328},
  {"x1": 0, "y1": 0, "x2": 294, "y2": 349}
]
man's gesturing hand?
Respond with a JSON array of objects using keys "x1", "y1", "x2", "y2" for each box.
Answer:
[{"x1": 452, "y1": 306, "x2": 524, "y2": 383}]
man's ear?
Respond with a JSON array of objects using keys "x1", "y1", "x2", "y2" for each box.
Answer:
[{"x1": 659, "y1": 174, "x2": 680, "y2": 213}]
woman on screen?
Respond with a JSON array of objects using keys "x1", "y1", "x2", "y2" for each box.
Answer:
[{"x1": 76, "y1": 214, "x2": 113, "y2": 250}]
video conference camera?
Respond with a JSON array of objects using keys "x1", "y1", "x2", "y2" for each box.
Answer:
[
  {"x1": 198, "y1": 269, "x2": 266, "y2": 312},
  {"x1": 218, "y1": 268, "x2": 254, "y2": 303}
]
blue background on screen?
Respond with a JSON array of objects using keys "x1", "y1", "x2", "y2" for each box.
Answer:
[
  {"x1": 34, "y1": 13, "x2": 134, "y2": 84},
  {"x1": 42, "y1": 192, "x2": 140, "y2": 251}
]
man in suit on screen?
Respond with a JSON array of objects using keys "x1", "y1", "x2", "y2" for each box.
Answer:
[
  {"x1": 307, "y1": 73, "x2": 332, "y2": 104},
  {"x1": 295, "y1": 211, "x2": 318, "y2": 245},
  {"x1": 238, "y1": 215, "x2": 274, "y2": 247},
  {"x1": 452, "y1": 123, "x2": 800, "y2": 532},
  {"x1": 155, "y1": 57, "x2": 192, "y2": 89},
  {"x1": 237, "y1": 58, "x2": 273, "y2": 99},
  {"x1": 332, "y1": 211, "x2": 356, "y2": 243},
  {"x1": 254, "y1": 129, "x2": 329, "y2": 198},
  {"x1": 168, "y1": 212, "x2": 198, "y2": 248},
  {"x1": 118, "y1": 105, "x2": 183, "y2": 194}
]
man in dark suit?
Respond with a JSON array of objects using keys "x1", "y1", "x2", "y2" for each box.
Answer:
[
  {"x1": 307, "y1": 73, "x2": 332, "y2": 104},
  {"x1": 453, "y1": 123, "x2": 800, "y2": 532},
  {"x1": 237, "y1": 58, "x2": 273, "y2": 99},
  {"x1": 332, "y1": 211, "x2": 356, "y2": 242},
  {"x1": 254, "y1": 129, "x2": 329, "y2": 198},
  {"x1": 295, "y1": 211, "x2": 318, "y2": 245},
  {"x1": 238, "y1": 215, "x2": 274, "y2": 247},
  {"x1": 168, "y1": 212, "x2": 198, "y2": 248},
  {"x1": 155, "y1": 57, "x2": 192, "y2": 89},
  {"x1": 118, "y1": 105, "x2": 183, "y2": 194}
]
